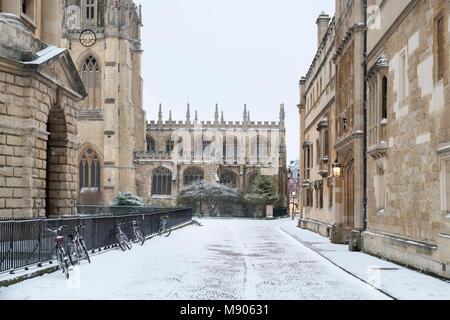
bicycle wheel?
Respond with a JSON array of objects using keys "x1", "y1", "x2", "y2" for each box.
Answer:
[
  {"x1": 164, "y1": 225, "x2": 171, "y2": 237},
  {"x1": 135, "y1": 229, "x2": 145, "y2": 245},
  {"x1": 116, "y1": 233, "x2": 127, "y2": 251},
  {"x1": 79, "y1": 239, "x2": 91, "y2": 263},
  {"x1": 67, "y1": 243, "x2": 80, "y2": 266},
  {"x1": 58, "y1": 248, "x2": 69, "y2": 279},
  {"x1": 123, "y1": 234, "x2": 133, "y2": 250}
]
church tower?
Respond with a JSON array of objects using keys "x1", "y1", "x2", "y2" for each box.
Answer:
[{"x1": 61, "y1": 0, "x2": 146, "y2": 205}]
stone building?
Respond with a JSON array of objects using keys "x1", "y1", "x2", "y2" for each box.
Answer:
[
  {"x1": 298, "y1": 12, "x2": 337, "y2": 238},
  {"x1": 298, "y1": 0, "x2": 449, "y2": 279},
  {"x1": 363, "y1": 0, "x2": 450, "y2": 279},
  {"x1": 331, "y1": 0, "x2": 367, "y2": 248},
  {"x1": 134, "y1": 104, "x2": 288, "y2": 212},
  {"x1": 60, "y1": 0, "x2": 146, "y2": 206},
  {"x1": 0, "y1": 1, "x2": 87, "y2": 218}
]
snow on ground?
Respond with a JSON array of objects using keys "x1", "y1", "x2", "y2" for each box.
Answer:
[
  {"x1": 0, "y1": 218, "x2": 392, "y2": 300},
  {"x1": 279, "y1": 219, "x2": 450, "y2": 300}
]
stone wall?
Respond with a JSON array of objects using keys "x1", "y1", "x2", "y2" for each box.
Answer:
[{"x1": 364, "y1": 0, "x2": 450, "y2": 279}]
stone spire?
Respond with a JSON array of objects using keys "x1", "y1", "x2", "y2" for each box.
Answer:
[
  {"x1": 214, "y1": 104, "x2": 219, "y2": 124},
  {"x1": 279, "y1": 103, "x2": 285, "y2": 128},
  {"x1": 186, "y1": 103, "x2": 191, "y2": 124},
  {"x1": 195, "y1": 110, "x2": 198, "y2": 123},
  {"x1": 169, "y1": 110, "x2": 172, "y2": 122},
  {"x1": 221, "y1": 111, "x2": 225, "y2": 124},
  {"x1": 248, "y1": 111, "x2": 251, "y2": 123},
  {"x1": 243, "y1": 104, "x2": 248, "y2": 123},
  {"x1": 158, "y1": 103, "x2": 163, "y2": 124}
]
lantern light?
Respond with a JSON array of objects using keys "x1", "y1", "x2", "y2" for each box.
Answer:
[{"x1": 332, "y1": 159, "x2": 342, "y2": 178}]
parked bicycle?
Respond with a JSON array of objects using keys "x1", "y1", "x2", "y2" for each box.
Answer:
[
  {"x1": 67, "y1": 224, "x2": 91, "y2": 264},
  {"x1": 115, "y1": 222, "x2": 132, "y2": 251},
  {"x1": 46, "y1": 226, "x2": 71, "y2": 279},
  {"x1": 158, "y1": 215, "x2": 171, "y2": 237},
  {"x1": 131, "y1": 220, "x2": 145, "y2": 245}
]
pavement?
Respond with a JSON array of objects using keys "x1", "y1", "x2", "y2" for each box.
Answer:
[
  {"x1": 278, "y1": 218, "x2": 450, "y2": 300},
  {"x1": 0, "y1": 218, "x2": 449, "y2": 300}
]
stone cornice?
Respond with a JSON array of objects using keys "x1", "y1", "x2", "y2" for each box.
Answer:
[
  {"x1": 332, "y1": 23, "x2": 365, "y2": 63},
  {"x1": 334, "y1": 130, "x2": 364, "y2": 150}
]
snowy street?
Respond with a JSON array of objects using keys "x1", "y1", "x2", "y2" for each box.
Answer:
[{"x1": 0, "y1": 218, "x2": 394, "y2": 300}]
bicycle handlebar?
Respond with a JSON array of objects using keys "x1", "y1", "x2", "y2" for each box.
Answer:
[{"x1": 46, "y1": 225, "x2": 66, "y2": 234}]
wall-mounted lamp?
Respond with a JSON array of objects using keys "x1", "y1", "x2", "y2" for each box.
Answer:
[{"x1": 332, "y1": 159, "x2": 342, "y2": 178}]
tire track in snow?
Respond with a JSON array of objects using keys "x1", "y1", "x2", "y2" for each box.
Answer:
[{"x1": 229, "y1": 226, "x2": 259, "y2": 300}]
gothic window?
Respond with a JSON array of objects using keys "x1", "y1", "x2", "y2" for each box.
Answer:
[
  {"x1": 152, "y1": 167, "x2": 172, "y2": 195},
  {"x1": 166, "y1": 140, "x2": 175, "y2": 153},
  {"x1": 81, "y1": 56, "x2": 101, "y2": 109},
  {"x1": 223, "y1": 137, "x2": 238, "y2": 163},
  {"x1": 85, "y1": 0, "x2": 96, "y2": 21},
  {"x1": 220, "y1": 170, "x2": 237, "y2": 188},
  {"x1": 147, "y1": 137, "x2": 156, "y2": 153},
  {"x1": 79, "y1": 148, "x2": 101, "y2": 191},
  {"x1": 368, "y1": 58, "x2": 388, "y2": 149},
  {"x1": 248, "y1": 172, "x2": 259, "y2": 187},
  {"x1": 258, "y1": 135, "x2": 268, "y2": 159},
  {"x1": 184, "y1": 167, "x2": 204, "y2": 186},
  {"x1": 250, "y1": 137, "x2": 258, "y2": 163}
]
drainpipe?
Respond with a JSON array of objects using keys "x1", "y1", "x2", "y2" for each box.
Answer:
[{"x1": 363, "y1": 0, "x2": 368, "y2": 232}]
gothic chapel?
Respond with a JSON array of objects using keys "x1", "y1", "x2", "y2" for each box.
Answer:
[{"x1": 61, "y1": 0, "x2": 146, "y2": 205}]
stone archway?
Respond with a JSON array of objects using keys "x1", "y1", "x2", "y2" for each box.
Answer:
[{"x1": 45, "y1": 102, "x2": 77, "y2": 217}]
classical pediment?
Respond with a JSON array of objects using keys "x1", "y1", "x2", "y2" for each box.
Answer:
[{"x1": 38, "y1": 50, "x2": 87, "y2": 99}]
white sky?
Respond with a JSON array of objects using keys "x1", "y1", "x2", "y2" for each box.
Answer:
[{"x1": 133, "y1": 0, "x2": 335, "y2": 163}]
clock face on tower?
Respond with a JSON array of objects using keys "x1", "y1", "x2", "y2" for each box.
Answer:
[{"x1": 79, "y1": 29, "x2": 97, "y2": 47}]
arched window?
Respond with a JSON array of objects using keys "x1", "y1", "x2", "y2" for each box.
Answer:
[
  {"x1": 79, "y1": 148, "x2": 101, "y2": 191},
  {"x1": 152, "y1": 167, "x2": 172, "y2": 195},
  {"x1": 184, "y1": 167, "x2": 204, "y2": 186},
  {"x1": 147, "y1": 137, "x2": 156, "y2": 153},
  {"x1": 81, "y1": 56, "x2": 101, "y2": 109},
  {"x1": 248, "y1": 172, "x2": 259, "y2": 187},
  {"x1": 220, "y1": 170, "x2": 237, "y2": 188}
]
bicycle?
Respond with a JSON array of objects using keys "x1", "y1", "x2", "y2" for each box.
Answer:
[
  {"x1": 47, "y1": 226, "x2": 71, "y2": 279},
  {"x1": 115, "y1": 222, "x2": 132, "y2": 251},
  {"x1": 158, "y1": 215, "x2": 171, "y2": 237},
  {"x1": 131, "y1": 220, "x2": 145, "y2": 245},
  {"x1": 68, "y1": 224, "x2": 91, "y2": 264}
]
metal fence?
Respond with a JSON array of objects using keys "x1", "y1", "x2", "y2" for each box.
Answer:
[{"x1": 0, "y1": 208, "x2": 192, "y2": 274}]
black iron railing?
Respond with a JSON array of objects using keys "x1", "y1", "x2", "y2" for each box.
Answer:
[{"x1": 0, "y1": 208, "x2": 192, "y2": 274}]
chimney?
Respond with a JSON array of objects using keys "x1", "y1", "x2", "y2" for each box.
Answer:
[
  {"x1": 299, "y1": 77, "x2": 307, "y2": 107},
  {"x1": 316, "y1": 12, "x2": 331, "y2": 48}
]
